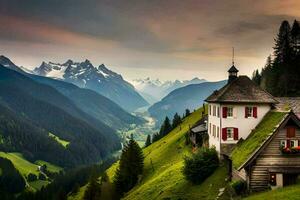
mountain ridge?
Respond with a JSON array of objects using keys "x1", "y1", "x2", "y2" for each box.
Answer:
[{"x1": 33, "y1": 59, "x2": 149, "y2": 111}]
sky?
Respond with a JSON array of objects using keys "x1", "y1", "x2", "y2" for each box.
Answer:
[{"x1": 1, "y1": 0, "x2": 300, "y2": 81}]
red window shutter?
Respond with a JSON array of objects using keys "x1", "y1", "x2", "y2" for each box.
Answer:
[
  {"x1": 222, "y1": 128, "x2": 227, "y2": 141},
  {"x1": 287, "y1": 139, "x2": 291, "y2": 148},
  {"x1": 287, "y1": 127, "x2": 295, "y2": 138},
  {"x1": 222, "y1": 107, "x2": 227, "y2": 118},
  {"x1": 291, "y1": 127, "x2": 296, "y2": 137},
  {"x1": 245, "y1": 107, "x2": 248, "y2": 118},
  {"x1": 253, "y1": 107, "x2": 257, "y2": 118},
  {"x1": 234, "y1": 128, "x2": 239, "y2": 140}
]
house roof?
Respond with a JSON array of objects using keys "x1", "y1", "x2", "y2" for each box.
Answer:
[
  {"x1": 205, "y1": 76, "x2": 278, "y2": 104},
  {"x1": 275, "y1": 97, "x2": 300, "y2": 118},
  {"x1": 231, "y1": 111, "x2": 300, "y2": 170},
  {"x1": 190, "y1": 115, "x2": 208, "y2": 133}
]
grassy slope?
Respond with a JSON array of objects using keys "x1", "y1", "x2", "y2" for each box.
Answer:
[
  {"x1": 244, "y1": 185, "x2": 300, "y2": 200},
  {"x1": 49, "y1": 132, "x2": 70, "y2": 147},
  {"x1": 231, "y1": 111, "x2": 287, "y2": 169},
  {"x1": 35, "y1": 160, "x2": 63, "y2": 173},
  {"x1": 0, "y1": 152, "x2": 40, "y2": 176},
  {"x1": 0, "y1": 151, "x2": 61, "y2": 191},
  {"x1": 104, "y1": 107, "x2": 228, "y2": 200}
]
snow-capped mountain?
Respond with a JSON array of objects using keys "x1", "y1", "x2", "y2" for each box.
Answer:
[
  {"x1": 131, "y1": 77, "x2": 206, "y2": 104},
  {"x1": 33, "y1": 59, "x2": 149, "y2": 112}
]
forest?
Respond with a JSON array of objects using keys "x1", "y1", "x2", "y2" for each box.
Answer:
[{"x1": 252, "y1": 20, "x2": 300, "y2": 96}]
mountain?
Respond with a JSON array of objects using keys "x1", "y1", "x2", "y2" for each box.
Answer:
[
  {"x1": 0, "y1": 65, "x2": 120, "y2": 167},
  {"x1": 0, "y1": 55, "x2": 143, "y2": 130},
  {"x1": 148, "y1": 80, "x2": 226, "y2": 122},
  {"x1": 33, "y1": 60, "x2": 149, "y2": 112},
  {"x1": 131, "y1": 77, "x2": 206, "y2": 104}
]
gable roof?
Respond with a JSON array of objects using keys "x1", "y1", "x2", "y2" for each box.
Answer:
[
  {"x1": 231, "y1": 111, "x2": 300, "y2": 170},
  {"x1": 228, "y1": 65, "x2": 239, "y2": 73},
  {"x1": 205, "y1": 76, "x2": 278, "y2": 104}
]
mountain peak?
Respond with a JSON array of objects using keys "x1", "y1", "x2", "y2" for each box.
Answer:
[{"x1": 63, "y1": 59, "x2": 74, "y2": 66}]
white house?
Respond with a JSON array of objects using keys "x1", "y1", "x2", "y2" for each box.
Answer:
[{"x1": 205, "y1": 65, "x2": 278, "y2": 155}]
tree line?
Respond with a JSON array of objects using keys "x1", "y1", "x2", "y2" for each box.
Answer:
[
  {"x1": 145, "y1": 109, "x2": 191, "y2": 147},
  {"x1": 252, "y1": 20, "x2": 300, "y2": 96}
]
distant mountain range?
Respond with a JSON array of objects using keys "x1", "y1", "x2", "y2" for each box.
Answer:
[
  {"x1": 33, "y1": 60, "x2": 149, "y2": 112},
  {"x1": 0, "y1": 55, "x2": 143, "y2": 130},
  {"x1": 131, "y1": 77, "x2": 206, "y2": 104},
  {"x1": 148, "y1": 80, "x2": 226, "y2": 122}
]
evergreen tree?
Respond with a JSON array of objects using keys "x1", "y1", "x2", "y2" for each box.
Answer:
[
  {"x1": 114, "y1": 138, "x2": 144, "y2": 195},
  {"x1": 83, "y1": 175, "x2": 101, "y2": 200},
  {"x1": 144, "y1": 135, "x2": 151, "y2": 147},
  {"x1": 172, "y1": 113, "x2": 182, "y2": 128},
  {"x1": 274, "y1": 20, "x2": 292, "y2": 64},
  {"x1": 159, "y1": 117, "x2": 172, "y2": 136},
  {"x1": 291, "y1": 20, "x2": 300, "y2": 54},
  {"x1": 185, "y1": 109, "x2": 191, "y2": 117},
  {"x1": 251, "y1": 69, "x2": 261, "y2": 85}
]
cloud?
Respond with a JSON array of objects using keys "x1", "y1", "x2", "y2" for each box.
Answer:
[{"x1": 0, "y1": 0, "x2": 300, "y2": 80}]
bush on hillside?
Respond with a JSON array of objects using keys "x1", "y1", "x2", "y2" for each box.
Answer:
[
  {"x1": 27, "y1": 173, "x2": 37, "y2": 182},
  {"x1": 182, "y1": 147, "x2": 219, "y2": 184},
  {"x1": 38, "y1": 173, "x2": 47, "y2": 181},
  {"x1": 231, "y1": 180, "x2": 247, "y2": 195}
]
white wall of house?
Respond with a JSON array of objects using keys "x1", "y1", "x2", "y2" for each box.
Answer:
[
  {"x1": 208, "y1": 103, "x2": 271, "y2": 153},
  {"x1": 208, "y1": 103, "x2": 221, "y2": 152},
  {"x1": 221, "y1": 104, "x2": 271, "y2": 143}
]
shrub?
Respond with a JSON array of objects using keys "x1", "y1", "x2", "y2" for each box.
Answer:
[
  {"x1": 231, "y1": 180, "x2": 247, "y2": 195},
  {"x1": 27, "y1": 173, "x2": 37, "y2": 182},
  {"x1": 38, "y1": 173, "x2": 47, "y2": 180},
  {"x1": 182, "y1": 147, "x2": 219, "y2": 184}
]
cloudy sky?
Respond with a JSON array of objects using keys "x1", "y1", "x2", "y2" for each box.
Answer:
[{"x1": 0, "y1": 0, "x2": 300, "y2": 81}]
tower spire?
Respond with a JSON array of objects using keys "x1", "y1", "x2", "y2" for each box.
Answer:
[{"x1": 232, "y1": 47, "x2": 235, "y2": 66}]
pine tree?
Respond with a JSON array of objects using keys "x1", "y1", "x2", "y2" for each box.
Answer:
[
  {"x1": 185, "y1": 109, "x2": 191, "y2": 117},
  {"x1": 251, "y1": 69, "x2": 261, "y2": 85},
  {"x1": 83, "y1": 175, "x2": 101, "y2": 200},
  {"x1": 159, "y1": 117, "x2": 172, "y2": 136},
  {"x1": 172, "y1": 113, "x2": 182, "y2": 128},
  {"x1": 144, "y1": 135, "x2": 151, "y2": 147},
  {"x1": 291, "y1": 20, "x2": 300, "y2": 54},
  {"x1": 274, "y1": 20, "x2": 292, "y2": 64},
  {"x1": 114, "y1": 138, "x2": 144, "y2": 196}
]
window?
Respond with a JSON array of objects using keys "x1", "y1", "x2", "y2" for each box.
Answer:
[
  {"x1": 291, "y1": 140, "x2": 298, "y2": 148},
  {"x1": 213, "y1": 125, "x2": 216, "y2": 137},
  {"x1": 209, "y1": 123, "x2": 211, "y2": 135},
  {"x1": 217, "y1": 107, "x2": 220, "y2": 118},
  {"x1": 209, "y1": 105, "x2": 212, "y2": 115},
  {"x1": 213, "y1": 106, "x2": 216, "y2": 116},
  {"x1": 246, "y1": 106, "x2": 253, "y2": 118},
  {"x1": 227, "y1": 128, "x2": 234, "y2": 140},
  {"x1": 227, "y1": 107, "x2": 233, "y2": 117},
  {"x1": 269, "y1": 173, "x2": 276, "y2": 186},
  {"x1": 245, "y1": 106, "x2": 258, "y2": 118},
  {"x1": 280, "y1": 140, "x2": 287, "y2": 148},
  {"x1": 217, "y1": 126, "x2": 219, "y2": 138}
]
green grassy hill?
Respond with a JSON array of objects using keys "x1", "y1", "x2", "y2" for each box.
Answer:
[
  {"x1": 70, "y1": 107, "x2": 230, "y2": 200},
  {"x1": 0, "y1": 151, "x2": 62, "y2": 191}
]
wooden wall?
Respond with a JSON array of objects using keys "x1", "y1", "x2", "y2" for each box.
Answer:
[{"x1": 248, "y1": 123, "x2": 300, "y2": 192}]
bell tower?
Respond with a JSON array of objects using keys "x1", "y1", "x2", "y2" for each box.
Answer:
[{"x1": 228, "y1": 47, "x2": 238, "y2": 83}]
